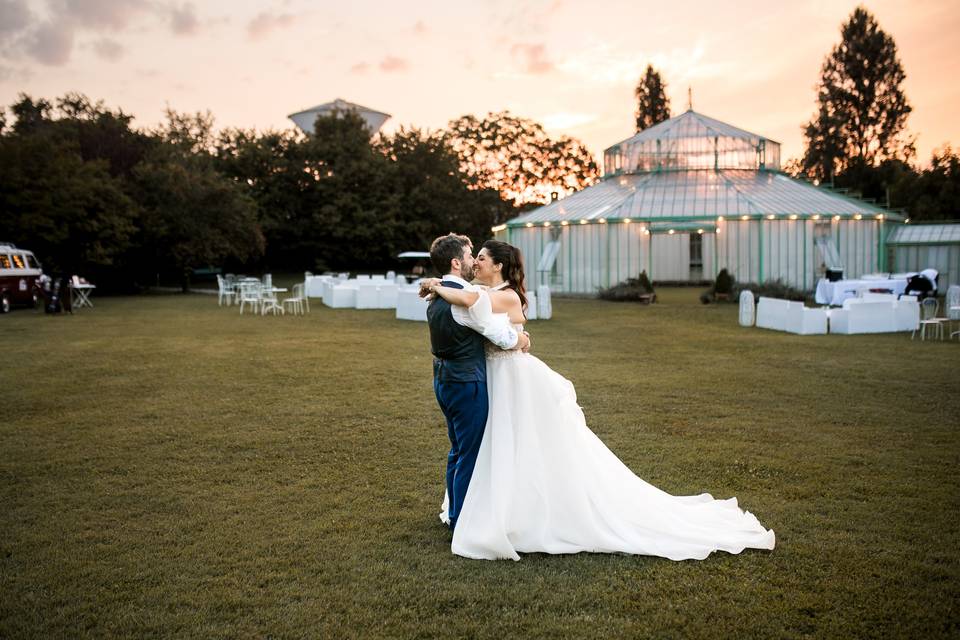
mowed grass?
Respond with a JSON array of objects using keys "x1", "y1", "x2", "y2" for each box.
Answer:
[{"x1": 1, "y1": 289, "x2": 958, "y2": 638}]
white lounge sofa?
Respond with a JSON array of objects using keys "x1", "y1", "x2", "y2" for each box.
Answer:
[
  {"x1": 757, "y1": 297, "x2": 827, "y2": 334},
  {"x1": 325, "y1": 283, "x2": 357, "y2": 308},
  {"x1": 756, "y1": 297, "x2": 791, "y2": 331},
  {"x1": 396, "y1": 286, "x2": 428, "y2": 321},
  {"x1": 829, "y1": 299, "x2": 898, "y2": 334},
  {"x1": 784, "y1": 303, "x2": 828, "y2": 335}
]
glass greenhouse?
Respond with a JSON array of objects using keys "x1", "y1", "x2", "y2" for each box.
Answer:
[
  {"x1": 498, "y1": 109, "x2": 903, "y2": 294},
  {"x1": 604, "y1": 110, "x2": 780, "y2": 174}
]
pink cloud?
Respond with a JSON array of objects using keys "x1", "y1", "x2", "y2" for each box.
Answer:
[
  {"x1": 511, "y1": 43, "x2": 553, "y2": 74},
  {"x1": 247, "y1": 11, "x2": 296, "y2": 40},
  {"x1": 379, "y1": 55, "x2": 408, "y2": 72}
]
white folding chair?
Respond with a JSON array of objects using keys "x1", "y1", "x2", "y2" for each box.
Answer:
[
  {"x1": 283, "y1": 283, "x2": 307, "y2": 315},
  {"x1": 217, "y1": 275, "x2": 234, "y2": 306},
  {"x1": 947, "y1": 285, "x2": 960, "y2": 340},
  {"x1": 912, "y1": 298, "x2": 945, "y2": 341},
  {"x1": 239, "y1": 282, "x2": 261, "y2": 315}
]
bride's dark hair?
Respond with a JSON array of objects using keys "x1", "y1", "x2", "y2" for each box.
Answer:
[{"x1": 481, "y1": 239, "x2": 527, "y2": 311}]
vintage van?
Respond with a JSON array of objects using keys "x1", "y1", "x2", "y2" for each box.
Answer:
[{"x1": 0, "y1": 243, "x2": 43, "y2": 312}]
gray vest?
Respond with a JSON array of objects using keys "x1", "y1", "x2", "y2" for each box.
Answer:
[{"x1": 427, "y1": 282, "x2": 486, "y2": 383}]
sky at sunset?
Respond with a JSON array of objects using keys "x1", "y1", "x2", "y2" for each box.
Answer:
[{"x1": 1, "y1": 0, "x2": 958, "y2": 168}]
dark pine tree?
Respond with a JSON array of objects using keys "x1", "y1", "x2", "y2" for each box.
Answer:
[
  {"x1": 800, "y1": 7, "x2": 913, "y2": 183},
  {"x1": 634, "y1": 64, "x2": 671, "y2": 132}
]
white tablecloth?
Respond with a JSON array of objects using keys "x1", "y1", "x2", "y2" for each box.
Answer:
[{"x1": 815, "y1": 278, "x2": 908, "y2": 306}]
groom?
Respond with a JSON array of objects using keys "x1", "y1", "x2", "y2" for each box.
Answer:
[{"x1": 426, "y1": 233, "x2": 529, "y2": 530}]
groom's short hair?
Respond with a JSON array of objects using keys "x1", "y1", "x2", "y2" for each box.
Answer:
[{"x1": 430, "y1": 233, "x2": 472, "y2": 274}]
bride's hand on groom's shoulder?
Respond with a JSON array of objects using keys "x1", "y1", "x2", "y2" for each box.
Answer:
[{"x1": 418, "y1": 278, "x2": 441, "y2": 299}]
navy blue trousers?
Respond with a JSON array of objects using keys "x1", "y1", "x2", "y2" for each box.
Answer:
[{"x1": 434, "y1": 378, "x2": 488, "y2": 530}]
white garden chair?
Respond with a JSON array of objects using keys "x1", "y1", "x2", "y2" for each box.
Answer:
[
  {"x1": 912, "y1": 297, "x2": 945, "y2": 341},
  {"x1": 947, "y1": 285, "x2": 960, "y2": 340},
  {"x1": 260, "y1": 286, "x2": 284, "y2": 316},
  {"x1": 739, "y1": 290, "x2": 756, "y2": 327},
  {"x1": 217, "y1": 275, "x2": 235, "y2": 306},
  {"x1": 283, "y1": 283, "x2": 308, "y2": 315},
  {"x1": 238, "y1": 282, "x2": 262, "y2": 315}
]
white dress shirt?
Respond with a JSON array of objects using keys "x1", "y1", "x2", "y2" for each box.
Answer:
[{"x1": 441, "y1": 275, "x2": 519, "y2": 350}]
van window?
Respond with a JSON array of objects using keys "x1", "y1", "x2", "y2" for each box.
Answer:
[
  {"x1": 0, "y1": 255, "x2": 10, "y2": 269},
  {"x1": 27, "y1": 255, "x2": 40, "y2": 269},
  {"x1": 11, "y1": 254, "x2": 25, "y2": 269}
]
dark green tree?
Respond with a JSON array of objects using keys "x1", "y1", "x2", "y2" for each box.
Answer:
[
  {"x1": 0, "y1": 132, "x2": 137, "y2": 276},
  {"x1": 800, "y1": 7, "x2": 913, "y2": 183},
  {"x1": 634, "y1": 64, "x2": 671, "y2": 132},
  {"x1": 444, "y1": 111, "x2": 599, "y2": 209},
  {"x1": 890, "y1": 146, "x2": 960, "y2": 221},
  {"x1": 131, "y1": 155, "x2": 264, "y2": 291},
  {"x1": 380, "y1": 126, "x2": 509, "y2": 250}
]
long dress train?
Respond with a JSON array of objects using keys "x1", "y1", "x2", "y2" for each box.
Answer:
[{"x1": 440, "y1": 290, "x2": 775, "y2": 561}]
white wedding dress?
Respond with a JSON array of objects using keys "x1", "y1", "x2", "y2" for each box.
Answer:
[{"x1": 440, "y1": 289, "x2": 775, "y2": 561}]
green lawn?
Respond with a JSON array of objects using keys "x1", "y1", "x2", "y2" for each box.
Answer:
[{"x1": 1, "y1": 290, "x2": 958, "y2": 638}]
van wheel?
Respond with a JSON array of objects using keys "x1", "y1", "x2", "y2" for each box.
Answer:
[{"x1": 1, "y1": 294, "x2": 10, "y2": 313}]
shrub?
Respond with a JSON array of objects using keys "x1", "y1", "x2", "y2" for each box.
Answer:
[
  {"x1": 700, "y1": 268, "x2": 736, "y2": 304},
  {"x1": 733, "y1": 279, "x2": 809, "y2": 302},
  {"x1": 598, "y1": 270, "x2": 656, "y2": 302}
]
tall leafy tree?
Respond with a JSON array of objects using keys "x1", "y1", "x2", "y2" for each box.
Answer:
[
  {"x1": 0, "y1": 132, "x2": 137, "y2": 276},
  {"x1": 131, "y1": 154, "x2": 264, "y2": 291},
  {"x1": 800, "y1": 7, "x2": 913, "y2": 182},
  {"x1": 444, "y1": 112, "x2": 599, "y2": 209},
  {"x1": 634, "y1": 64, "x2": 671, "y2": 132},
  {"x1": 379, "y1": 126, "x2": 509, "y2": 249}
]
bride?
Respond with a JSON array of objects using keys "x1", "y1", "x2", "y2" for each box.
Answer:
[{"x1": 427, "y1": 240, "x2": 775, "y2": 561}]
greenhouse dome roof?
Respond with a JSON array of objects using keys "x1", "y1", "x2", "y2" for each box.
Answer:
[
  {"x1": 507, "y1": 109, "x2": 903, "y2": 227},
  {"x1": 506, "y1": 170, "x2": 903, "y2": 226},
  {"x1": 603, "y1": 109, "x2": 781, "y2": 174}
]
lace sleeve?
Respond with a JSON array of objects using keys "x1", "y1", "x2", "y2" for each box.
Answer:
[{"x1": 466, "y1": 290, "x2": 518, "y2": 350}]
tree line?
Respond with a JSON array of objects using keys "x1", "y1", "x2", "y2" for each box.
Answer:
[
  {"x1": 633, "y1": 7, "x2": 959, "y2": 223},
  {"x1": 0, "y1": 96, "x2": 597, "y2": 291}
]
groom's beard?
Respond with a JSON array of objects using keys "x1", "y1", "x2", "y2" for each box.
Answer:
[{"x1": 460, "y1": 263, "x2": 474, "y2": 280}]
